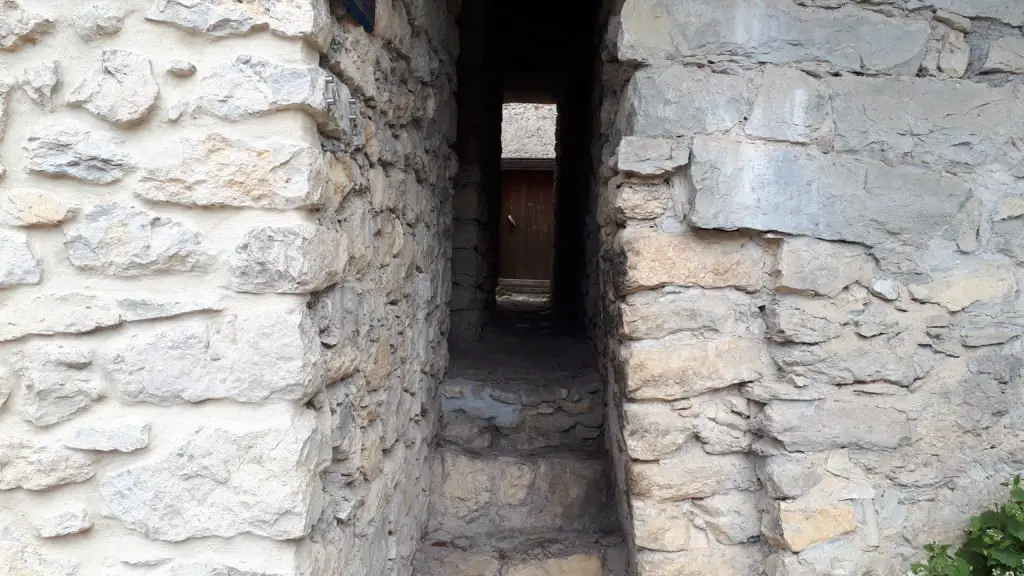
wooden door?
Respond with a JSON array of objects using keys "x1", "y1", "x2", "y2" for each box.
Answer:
[{"x1": 500, "y1": 169, "x2": 555, "y2": 281}]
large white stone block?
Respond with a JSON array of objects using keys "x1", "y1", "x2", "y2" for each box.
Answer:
[
  {"x1": 67, "y1": 50, "x2": 158, "y2": 126},
  {"x1": 0, "y1": 229, "x2": 42, "y2": 287},
  {"x1": 230, "y1": 223, "x2": 346, "y2": 293},
  {"x1": 106, "y1": 302, "x2": 324, "y2": 404},
  {"x1": 100, "y1": 407, "x2": 327, "y2": 541},
  {"x1": 0, "y1": 439, "x2": 94, "y2": 490},
  {"x1": 146, "y1": 0, "x2": 331, "y2": 50},
  {"x1": 689, "y1": 135, "x2": 971, "y2": 254},
  {"x1": 23, "y1": 124, "x2": 135, "y2": 184},
  {"x1": 65, "y1": 203, "x2": 211, "y2": 276},
  {"x1": 618, "y1": 0, "x2": 929, "y2": 73},
  {"x1": 0, "y1": 1, "x2": 54, "y2": 50},
  {"x1": 139, "y1": 134, "x2": 329, "y2": 209},
  {"x1": 619, "y1": 65, "x2": 754, "y2": 138}
]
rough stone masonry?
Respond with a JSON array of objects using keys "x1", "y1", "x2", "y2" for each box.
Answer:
[
  {"x1": 597, "y1": 0, "x2": 1024, "y2": 574},
  {"x1": 0, "y1": 0, "x2": 455, "y2": 574},
  {"x1": 2, "y1": 0, "x2": 1024, "y2": 575}
]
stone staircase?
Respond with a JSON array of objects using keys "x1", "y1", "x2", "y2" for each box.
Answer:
[{"x1": 413, "y1": 305, "x2": 624, "y2": 576}]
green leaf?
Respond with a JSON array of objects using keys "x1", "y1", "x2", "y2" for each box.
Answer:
[
  {"x1": 988, "y1": 547, "x2": 1024, "y2": 567},
  {"x1": 1007, "y1": 517, "x2": 1024, "y2": 540}
]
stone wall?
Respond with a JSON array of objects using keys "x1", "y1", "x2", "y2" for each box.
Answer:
[
  {"x1": 312, "y1": 0, "x2": 458, "y2": 574},
  {"x1": 599, "y1": 0, "x2": 1024, "y2": 574},
  {"x1": 501, "y1": 103, "x2": 556, "y2": 160},
  {"x1": 449, "y1": 0, "x2": 501, "y2": 343},
  {"x1": 0, "y1": 1, "x2": 454, "y2": 575}
]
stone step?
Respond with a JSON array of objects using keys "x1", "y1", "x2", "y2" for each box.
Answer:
[
  {"x1": 427, "y1": 448, "x2": 618, "y2": 539},
  {"x1": 413, "y1": 532, "x2": 627, "y2": 576},
  {"x1": 439, "y1": 376, "x2": 604, "y2": 453}
]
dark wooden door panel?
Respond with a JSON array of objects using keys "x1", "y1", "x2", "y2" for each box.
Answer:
[{"x1": 500, "y1": 169, "x2": 555, "y2": 281}]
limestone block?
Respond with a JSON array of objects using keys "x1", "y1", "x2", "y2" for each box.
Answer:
[
  {"x1": 23, "y1": 123, "x2": 135, "y2": 184},
  {"x1": 621, "y1": 0, "x2": 929, "y2": 73},
  {"x1": 107, "y1": 304, "x2": 322, "y2": 404},
  {"x1": 115, "y1": 294, "x2": 224, "y2": 322},
  {"x1": 995, "y1": 197, "x2": 1024, "y2": 221},
  {"x1": 765, "y1": 297, "x2": 844, "y2": 345},
  {"x1": 619, "y1": 65, "x2": 754, "y2": 137},
  {"x1": 630, "y1": 442, "x2": 758, "y2": 500},
  {"x1": 616, "y1": 137, "x2": 689, "y2": 176},
  {"x1": 0, "y1": 542, "x2": 78, "y2": 575},
  {"x1": 908, "y1": 260, "x2": 1017, "y2": 312},
  {"x1": 1, "y1": 188, "x2": 74, "y2": 226},
  {"x1": 994, "y1": 217, "x2": 1024, "y2": 266},
  {"x1": 230, "y1": 224, "x2": 346, "y2": 293},
  {"x1": 62, "y1": 420, "x2": 150, "y2": 452},
  {"x1": 757, "y1": 454, "x2": 823, "y2": 499},
  {"x1": 773, "y1": 332, "x2": 932, "y2": 388},
  {"x1": 959, "y1": 305, "x2": 1024, "y2": 347},
  {"x1": 693, "y1": 404, "x2": 754, "y2": 455},
  {"x1": 100, "y1": 407, "x2": 326, "y2": 541},
  {"x1": 0, "y1": 1, "x2": 54, "y2": 50},
  {"x1": 68, "y1": 50, "x2": 159, "y2": 126},
  {"x1": 906, "y1": 0, "x2": 1023, "y2": 26},
  {"x1": 73, "y1": 4, "x2": 125, "y2": 40},
  {"x1": 0, "y1": 229, "x2": 42, "y2": 287},
  {"x1": 18, "y1": 60, "x2": 60, "y2": 110},
  {"x1": 194, "y1": 56, "x2": 343, "y2": 132},
  {"x1": 983, "y1": 37, "x2": 1024, "y2": 74},
  {"x1": 746, "y1": 67, "x2": 824, "y2": 143},
  {"x1": 828, "y1": 75, "x2": 1023, "y2": 168},
  {"x1": 617, "y1": 228, "x2": 764, "y2": 294},
  {"x1": 762, "y1": 491, "x2": 857, "y2": 552},
  {"x1": 689, "y1": 135, "x2": 971, "y2": 253},
  {"x1": 139, "y1": 134, "x2": 328, "y2": 209},
  {"x1": 635, "y1": 544, "x2": 763, "y2": 576},
  {"x1": 693, "y1": 491, "x2": 762, "y2": 545},
  {"x1": 777, "y1": 237, "x2": 871, "y2": 297},
  {"x1": 432, "y1": 450, "x2": 612, "y2": 535},
  {"x1": 938, "y1": 31, "x2": 969, "y2": 77},
  {"x1": 13, "y1": 342, "x2": 101, "y2": 427},
  {"x1": 506, "y1": 554, "x2": 602, "y2": 576},
  {"x1": 616, "y1": 0, "x2": 673, "y2": 64},
  {"x1": 146, "y1": 0, "x2": 332, "y2": 51},
  {"x1": 934, "y1": 10, "x2": 972, "y2": 32},
  {"x1": 620, "y1": 336, "x2": 764, "y2": 400},
  {"x1": 622, "y1": 403, "x2": 693, "y2": 460},
  {"x1": 609, "y1": 181, "x2": 672, "y2": 222},
  {"x1": 761, "y1": 398, "x2": 912, "y2": 451},
  {"x1": 0, "y1": 438, "x2": 94, "y2": 490},
  {"x1": 620, "y1": 287, "x2": 757, "y2": 340},
  {"x1": 633, "y1": 499, "x2": 695, "y2": 551},
  {"x1": 65, "y1": 203, "x2": 211, "y2": 276},
  {"x1": 0, "y1": 292, "x2": 121, "y2": 342},
  {"x1": 35, "y1": 507, "x2": 92, "y2": 538}
]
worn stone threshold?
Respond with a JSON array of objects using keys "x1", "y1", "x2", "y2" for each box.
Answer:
[{"x1": 414, "y1": 530, "x2": 627, "y2": 576}]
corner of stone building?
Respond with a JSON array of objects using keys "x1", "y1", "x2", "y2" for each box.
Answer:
[
  {"x1": 309, "y1": 0, "x2": 460, "y2": 574},
  {"x1": 0, "y1": 0, "x2": 454, "y2": 575}
]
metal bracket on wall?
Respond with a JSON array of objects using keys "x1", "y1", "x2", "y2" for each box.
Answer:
[
  {"x1": 324, "y1": 76, "x2": 337, "y2": 108},
  {"x1": 345, "y1": 0, "x2": 375, "y2": 33}
]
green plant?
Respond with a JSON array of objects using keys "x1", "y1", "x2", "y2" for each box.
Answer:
[{"x1": 912, "y1": 475, "x2": 1024, "y2": 576}]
